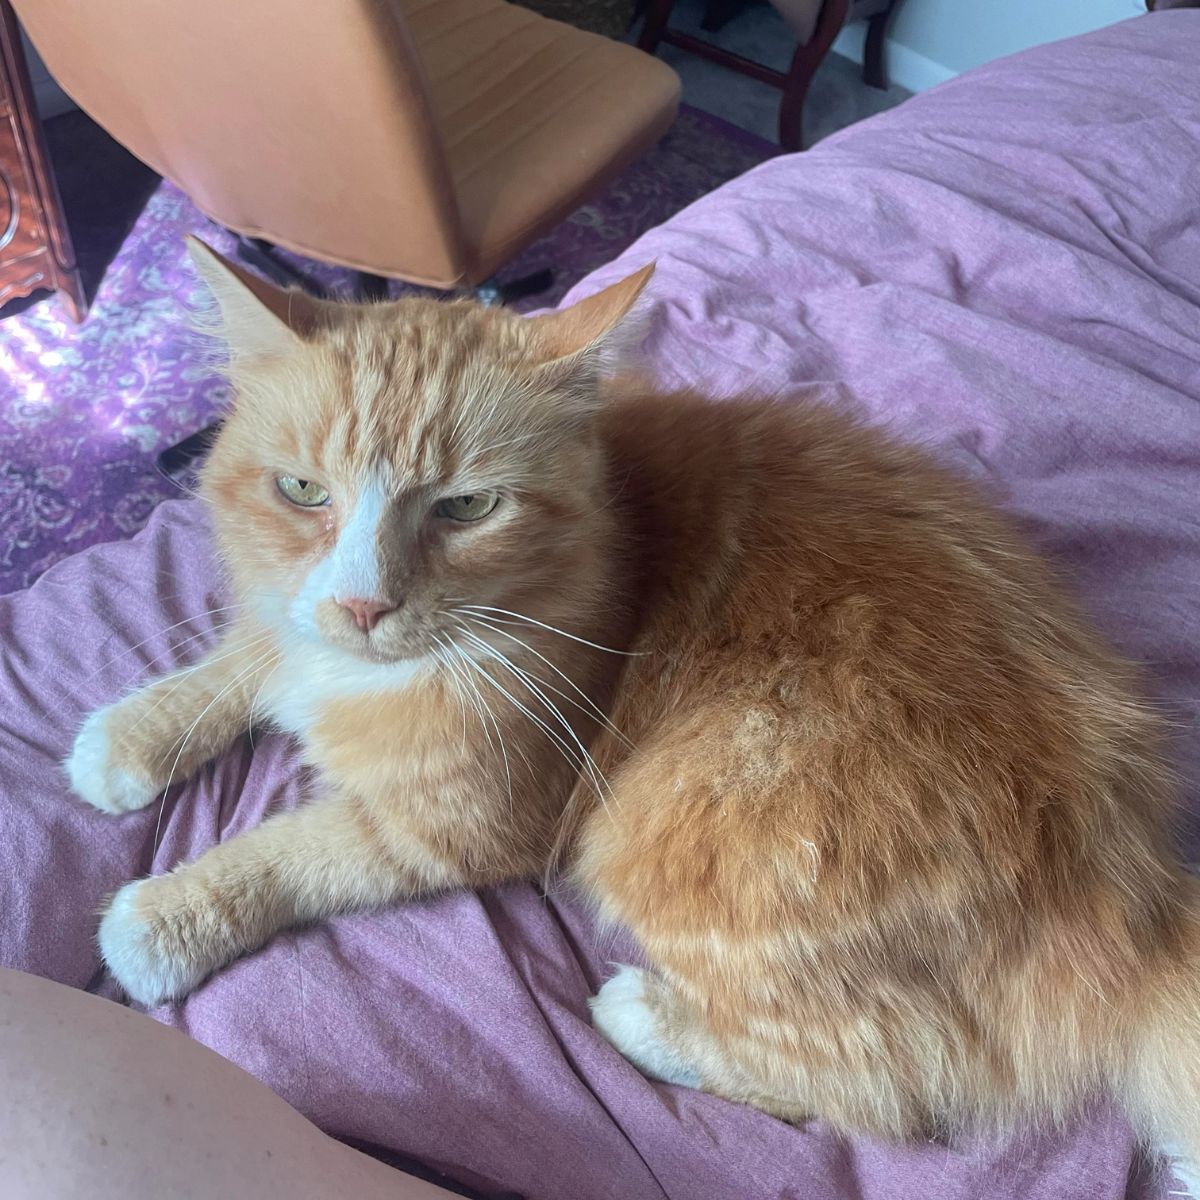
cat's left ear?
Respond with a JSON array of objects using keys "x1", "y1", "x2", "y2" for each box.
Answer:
[
  {"x1": 187, "y1": 236, "x2": 330, "y2": 364},
  {"x1": 526, "y1": 264, "x2": 655, "y2": 372}
]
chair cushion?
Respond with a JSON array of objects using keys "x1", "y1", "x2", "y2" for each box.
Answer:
[
  {"x1": 403, "y1": 0, "x2": 680, "y2": 282},
  {"x1": 768, "y1": 0, "x2": 823, "y2": 43},
  {"x1": 770, "y1": 0, "x2": 891, "y2": 45}
]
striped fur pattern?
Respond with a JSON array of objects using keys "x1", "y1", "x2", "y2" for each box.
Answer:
[{"x1": 67, "y1": 239, "x2": 1200, "y2": 1167}]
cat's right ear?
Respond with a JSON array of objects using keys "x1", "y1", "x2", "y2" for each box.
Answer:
[
  {"x1": 186, "y1": 236, "x2": 327, "y2": 363},
  {"x1": 526, "y1": 264, "x2": 655, "y2": 367}
]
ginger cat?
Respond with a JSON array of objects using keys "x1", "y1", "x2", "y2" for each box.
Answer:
[{"x1": 67, "y1": 238, "x2": 1200, "y2": 1161}]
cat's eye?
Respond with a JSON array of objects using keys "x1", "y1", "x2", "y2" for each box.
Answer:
[
  {"x1": 434, "y1": 491, "x2": 500, "y2": 522},
  {"x1": 276, "y1": 476, "x2": 331, "y2": 508}
]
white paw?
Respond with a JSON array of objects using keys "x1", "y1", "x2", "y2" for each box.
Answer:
[
  {"x1": 589, "y1": 965, "x2": 700, "y2": 1088},
  {"x1": 65, "y1": 706, "x2": 159, "y2": 814},
  {"x1": 98, "y1": 880, "x2": 209, "y2": 1006}
]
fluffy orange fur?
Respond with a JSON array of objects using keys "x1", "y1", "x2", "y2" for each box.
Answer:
[{"x1": 68, "y1": 238, "x2": 1200, "y2": 1164}]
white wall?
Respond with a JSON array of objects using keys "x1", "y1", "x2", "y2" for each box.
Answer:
[{"x1": 836, "y1": 0, "x2": 1149, "y2": 93}]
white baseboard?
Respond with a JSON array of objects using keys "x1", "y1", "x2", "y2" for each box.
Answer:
[{"x1": 833, "y1": 20, "x2": 958, "y2": 93}]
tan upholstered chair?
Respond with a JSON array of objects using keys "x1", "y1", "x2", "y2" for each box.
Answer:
[
  {"x1": 12, "y1": 0, "x2": 680, "y2": 299},
  {"x1": 639, "y1": 0, "x2": 897, "y2": 151}
]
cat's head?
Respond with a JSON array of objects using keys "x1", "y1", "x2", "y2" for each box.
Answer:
[{"x1": 190, "y1": 239, "x2": 651, "y2": 666}]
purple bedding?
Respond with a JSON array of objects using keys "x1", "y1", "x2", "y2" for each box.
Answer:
[{"x1": 3, "y1": 12, "x2": 1200, "y2": 1199}]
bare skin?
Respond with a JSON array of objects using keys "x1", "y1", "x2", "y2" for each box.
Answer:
[{"x1": 0, "y1": 968, "x2": 458, "y2": 1200}]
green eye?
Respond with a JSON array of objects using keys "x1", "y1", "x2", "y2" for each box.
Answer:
[
  {"x1": 276, "y1": 476, "x2": 331, "y2": 507},
  {"x1": 435, "y1": 491, "x2": 500, "y2": 522}
]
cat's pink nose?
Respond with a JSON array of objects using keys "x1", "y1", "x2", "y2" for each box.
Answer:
[{"x1": 337, "y1": 597, "x2": 397, "y2": 632}]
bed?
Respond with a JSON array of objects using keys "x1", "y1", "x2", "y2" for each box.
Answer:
[{"x1": 3, "y1": 11, "x2": 1199, "y2": 1199}]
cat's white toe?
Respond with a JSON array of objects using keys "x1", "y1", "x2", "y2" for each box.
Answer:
[
  {"x1": 66, "y1": 707, "x2": 159, "y2": 814},
  {"x1": 98, "y1": 880, "x2": 205, "y2": 1006},
  {"x1": 590, "y1": 965, "x2": 699, "y2": 1087}
]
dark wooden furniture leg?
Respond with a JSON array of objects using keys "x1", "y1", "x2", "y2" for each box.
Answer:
[
  {"x1": 862, "y1": 0, "x2": 898, "y2": 90},
  {"x1": 637, "y1": 0, "x2": 675, "y2": 52},
  {"x1": 779, "y1": 0, "x2": 848, "y2": 151}
]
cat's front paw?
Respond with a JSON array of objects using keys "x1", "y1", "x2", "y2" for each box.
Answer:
[
  {"x1": 65, "y1": 705, "x2": 161, "y2": 814},
  {"x1": 98, "y1": 878, "x2": 215, "y2": 1006}
]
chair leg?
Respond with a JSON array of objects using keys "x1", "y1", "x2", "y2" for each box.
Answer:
[
  {"x1": 862, "y1": 5, "x2": 893, "y2": 90},
  {"x1": 778, "y1": 74, "x2": 809, "y2": 153},
  {"x1": 778, "y1": 0, "x2": 849, "y2": 152},
  {"x1": 474, "y1": 268, "x2": 554, "y2": 307},
  {"x1": 638, "y1": 0, "x2": 676, "y2": 53}
]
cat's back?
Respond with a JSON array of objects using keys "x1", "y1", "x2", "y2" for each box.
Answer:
[
  {"x1": 602, "y1": 386, "x2": 1054, "y2": 650},
  {"x1": 596, "y1": 385, "x2": 1164, "y2": 842}
]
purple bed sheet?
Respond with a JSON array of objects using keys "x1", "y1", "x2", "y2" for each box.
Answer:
[{"x1": 4, "y1": 12, "x2": 1200, "y2": 1199}]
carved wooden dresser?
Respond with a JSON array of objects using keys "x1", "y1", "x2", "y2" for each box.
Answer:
[{"x1": 0, "y1": 0, "x2": 84, "y2": 321}]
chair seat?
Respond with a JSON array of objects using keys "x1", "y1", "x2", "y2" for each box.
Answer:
[{"x1": 404, "y1": 0, "x2": 680, "y2": 283}]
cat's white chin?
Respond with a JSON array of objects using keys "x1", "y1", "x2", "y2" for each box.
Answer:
[
  {"x1": 98, "y1": 880, "x2": 211, "y2": 1007},
  {"x1": 328, "y1": 638, "x2": 411, "y2": 666}
]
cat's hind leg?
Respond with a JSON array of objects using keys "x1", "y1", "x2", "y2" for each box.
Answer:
[
  {"x1": 590, "y1": 963, "x2": 911, "y2": 1130},
  {"x1": 590, "y1": 965, "x2": 812, "y2": 1122}
]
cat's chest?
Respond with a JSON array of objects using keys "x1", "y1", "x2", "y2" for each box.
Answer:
[{"x1": 258, "y1": 640, "x2": 430, "y2": 745}]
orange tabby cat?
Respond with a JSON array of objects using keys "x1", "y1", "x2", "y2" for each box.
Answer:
[{"x1": 67, "y1": 238, "x2": 1200, "y2": 1162}]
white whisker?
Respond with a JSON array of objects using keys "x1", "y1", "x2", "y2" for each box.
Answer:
[
  {"x1": 437, "y1": 635, "x2": 493, "y2": 752},
  {"x1": 458, "y1": 629, "x2": 610, "y2": 783},
  {"x1": 458, "y1": 613, "x2": 634, "y2": 751},
  {"x1": 121, "y1": 632, "x2": 276, "y2": 739},
  {"x1": 454, "y1": 605, "x2": 642, "y2": 656},
  {"x1": 151, "y1": 645, "x2": 278, "y2": 858},
  {"x1": 456, "y1": 632, "x2": 612, "y2": 806},
  {"x1": 89, "y1": 603, "x2": 248, "y2": 680},
  {"x1": 154, "y1": 465, "x2": 215, "y2": 506},
  {"x1": 247, "y1": 658, "x2": 285, "y2": 748},
  {"x1": 430, "y1": 637, "x2": 470, "y2": 750},
  {"x1": 446, "y1": 641, "x2": 515, "y2": 815}
]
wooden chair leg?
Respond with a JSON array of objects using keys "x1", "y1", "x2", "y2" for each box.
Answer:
[
  {"x1": 778, "y1": 67, "x2": 810, "y2": 152},
  {"x1": 863, "y1": 1, "x2": 897, "y2": 90},
  {"x1": 638, "y1": 0, "x2": 677, "y2": 52},
  {"x1": 778, "y1": 0, "x2": 849, "y2": 151}
]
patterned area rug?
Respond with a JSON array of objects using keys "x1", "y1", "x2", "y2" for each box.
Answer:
[{"x1": 0, "y1": 105, "x2": 775, "y2": 595}]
